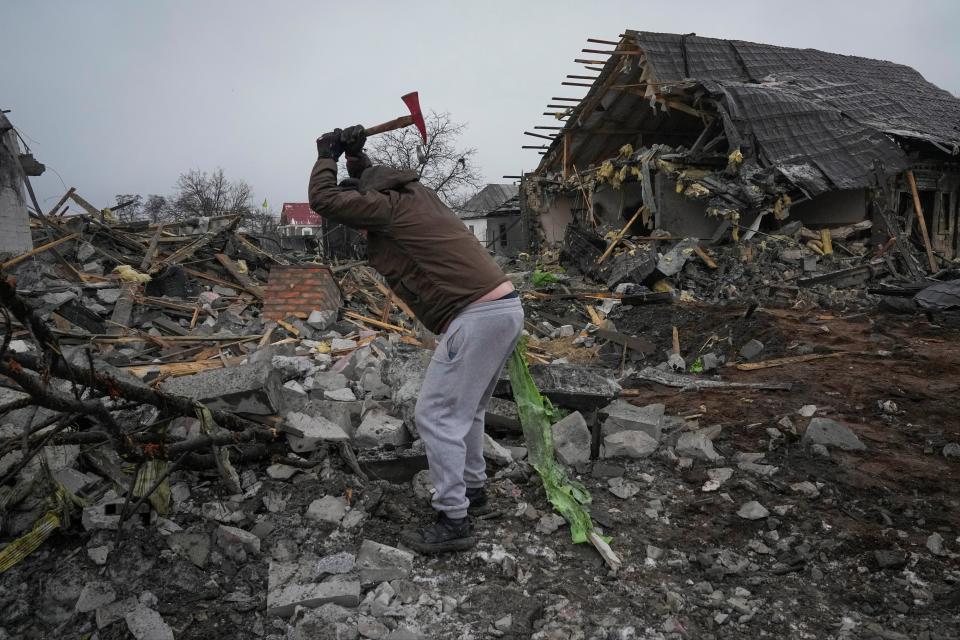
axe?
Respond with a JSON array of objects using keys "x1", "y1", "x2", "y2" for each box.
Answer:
[{"x1": 364, "y1": 92, "x2": 428, "y2": 144}]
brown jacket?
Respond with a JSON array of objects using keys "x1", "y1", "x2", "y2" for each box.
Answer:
[{"x1": 308, "y1": 157, "x2": 508, "y2": 333}]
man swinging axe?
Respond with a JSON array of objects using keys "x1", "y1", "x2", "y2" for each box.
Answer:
[{"x1": 307, "y1": 93, "x2": 524, "y2": 554}]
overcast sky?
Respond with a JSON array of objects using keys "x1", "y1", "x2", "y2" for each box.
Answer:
[{"x1": 4, "y1": 0, "x2": 959, "y2": 214}]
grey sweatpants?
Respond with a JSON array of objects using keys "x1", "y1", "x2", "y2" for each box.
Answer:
[{"x1": 415, "y1": 297, "x2": 524, "y2": 519}]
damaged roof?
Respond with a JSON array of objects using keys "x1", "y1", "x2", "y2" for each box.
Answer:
[
  {"x1": 535, "y1": 30, "x2": 960, "y2": 196},
  {"x1": 457, "y1": 184, "x2": 520, "y2": 219}
]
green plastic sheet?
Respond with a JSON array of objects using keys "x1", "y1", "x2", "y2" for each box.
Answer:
[{"x1": 507, "y1": 338, "x2": 606, "y2": 546}]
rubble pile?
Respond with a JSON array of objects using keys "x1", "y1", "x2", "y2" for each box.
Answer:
[{"x1": 1, "y1": 194, "x2": 959, "y2": 640}]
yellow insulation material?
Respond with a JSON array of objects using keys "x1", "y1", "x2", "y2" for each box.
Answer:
[{"x1": 0, "y1": 512, "x2": 60, "y2": 573}]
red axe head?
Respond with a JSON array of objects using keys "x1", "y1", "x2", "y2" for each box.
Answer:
[{"x1": 401, "y1": 92, "x2": 428, "y2": 145}]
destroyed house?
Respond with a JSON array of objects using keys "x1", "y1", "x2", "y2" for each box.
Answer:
[
  {"x1": 522, "y1": 30, "x2": 960, "y2": 265},
  {"x1": 456, "y1": 184, "x2": 524, "y2": 255}
]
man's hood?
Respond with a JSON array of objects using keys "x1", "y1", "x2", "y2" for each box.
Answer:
[{"x1": 358, "y1": 166, "x2": 420, "y2": 193}]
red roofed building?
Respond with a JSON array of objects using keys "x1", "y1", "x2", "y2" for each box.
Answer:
[{"x1": 279, "y1": 202, "x2": 322, "y2": 237}]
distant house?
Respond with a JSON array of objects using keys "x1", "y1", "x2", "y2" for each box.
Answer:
[
  {"x1": 278, "y1": 203, "x2": 322, "y2": 237},
  {"x1": 457, "y1": 184, "x2": 524, "y2": 256}
]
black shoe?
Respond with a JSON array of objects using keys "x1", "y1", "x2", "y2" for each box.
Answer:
[
  {"x1": 466, "y1": 486, "x2": 492, "y2": 516},
  {"x1": 400, "y1": 512, "x2": 476, "y2": 554}
]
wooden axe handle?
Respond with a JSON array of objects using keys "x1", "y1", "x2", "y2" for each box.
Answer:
[{"x1": 365, "y1": 115, "x2": 414, "y2": 136}]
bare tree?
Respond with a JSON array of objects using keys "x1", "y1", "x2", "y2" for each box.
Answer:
[
  {"x1": 172, "y1": 168, "x2": 253, "y2": 220},
  {"x1": 141, "y1": 194, "x2": 171, "y2": 224},
  {"x1": 112, "y1": 194, "x2": 143, "y2": 223},
  {"x1": 244, "y1": 200, "x2": 279, "y2": 236},
  {"x1": 366, "y1": 111, "x2": 482, "y2": 207}
]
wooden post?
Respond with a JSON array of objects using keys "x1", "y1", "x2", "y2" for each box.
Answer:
[
  {"x1": 597, "y1": 206, "x2": 645, "y2": 264},
  {"x1": 906, "y1": 170, "x2": 938, "y2": 272},
  {"x1": 562, "y1": 131, "x2": 572, "y2": 181}
]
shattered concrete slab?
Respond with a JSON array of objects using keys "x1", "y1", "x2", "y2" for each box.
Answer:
[
  {"x1": 356, "y1": 539, "x2": 413, "y2": 585},
  {"x1": 267, "y1": 558, "x2": 361, "y2": 616},
  {"x1": 159, "y1": 360, "x2": 285, "y2": 415}
]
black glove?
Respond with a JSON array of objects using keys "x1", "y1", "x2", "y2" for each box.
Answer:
[
  {"x1": 316, "y1": 129, "x2": 343, "y2": 160},
  {"x1": 341, "y1": 125, "x2": 367, "y2": 157}
]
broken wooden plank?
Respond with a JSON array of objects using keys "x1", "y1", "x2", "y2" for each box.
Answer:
[
  {"x1": 626, "y1": 367, "x2": 793, "y2": 392},
  {"x1": 735, "y1": 352, "x2": 844, "y2": 371},
  {"x1": 233, "y1": 232, "x2": 290, "y2": 266},
  {"x1": 153, "y1": 231, "x2": 218, "y2": 272},
  {"x1": 528, "y1": 290, "x2": 672, "y2": 304},
  {"x1": 139, "y1": 225, "x2": 164, "y2": 271},
  {"x1": 693, "y1": 246, "x2": 717, "y2": 269},
  {"x1": 68, "y1": 191, "x2": 102, "y2": 217},
  {"x1": 343, "y1": 310, "x2": 415, "y2": 335},
  {"x1": 214, "y1": 253, "x2": 265, "y2": 299},
  {"x1": 906, "y1": 170, "x2": 939, "y2": 272},
  {"x1": 597, "y1": 206, "x2": 645, "y2": 265},
  {"x1": 0, "y1": 233, "x2": 79, "y2": 270},
  {"x1": 363, "y1": 267, "x2": 417, "y2": 321},
  {"x1": 276, "y1": 318, "x2": 300, "y2": 337},
  {"x1": 121, "y1": 356, "x2": 245, "y2": 379}
]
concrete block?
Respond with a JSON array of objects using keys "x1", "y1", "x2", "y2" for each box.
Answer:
[
  {"x1": 656, "y1": 238, "x2": 699, "y2": 277},
  {"x1": 802, "y1": 418, "x2": 866, "y2": 451},
  {"x1": 325, "y1": 387, "x2": 357, "y2": 401},
  {"x1": 81, "y1": 496, "x2": 126, "y2": 531},
  {"x1": 216, "y1": 524, "x2": 261, "y2": 555},
  {"x1": 359, "y1": 368, "x2": 391, "y2": 400},
  {"x1": 124, "y1": 606, "x2": 175, "y2": 640},
  {"x1": 282, "y1": 412, "x2": 350, "y2": 452},
  {"x1": 602, "y1": 431, "x2": 659, "y2": 459},
  {"x1": 159, "y1": 360, "x2": 284, "y2": 415},
  {"x1": 87, "y1": 544, "x2": 111, "y2": 566},
  {"x1": 306, "y1": 495, "x2": 348, "y2": 525},
  {"x1": 552, "y1": 411, "x2": 591, "y2": 466},
  {"x1": 331, "y1": 338, "x2": 358, "y2": 351},
  {"x1": 356, "y1": 539, "x2": 414, "y2": 585},
  {"x1": 307, "y1": 371, "x2": 349, "y2": 392},
  {"x1": 307, "y1": 309, "x2": 337, "y2": 330},
  {"x1": 307, "y1": 398, "x2": 362, "y2": 438},
  {"x1": 54, "y1": 467, "x2": 100, "y2": 495},
  {"x1": 166, "y1": 531, "x2": 211, "y2": 568},
  {"x1": 96, "y1": 596, "x2": 139, "y2": 629},
  {"x1": 600, "y1": 400, "x2": 664, "y2": 440},
  {"x1": 316, "y1": 551, "x2": 356, "y2": 575},
  {"x1": 76, "y1": 582, "x2": 117, "y2": 613},
  {"x1": 266, "y1": 463, "x2": 300, "y2": 480},
  {"x1": 676, "y1": 427, "x2": 722, "y2": 461},
  {"x1": 267, "y1": 561, "x2": 360, "y2": 617},
  {"x1": 271, "y1": 355, "x2": 317, "y2": 379},
  {"x1": 354, "y1": 410, "x2": 409, "y2": 448}
]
